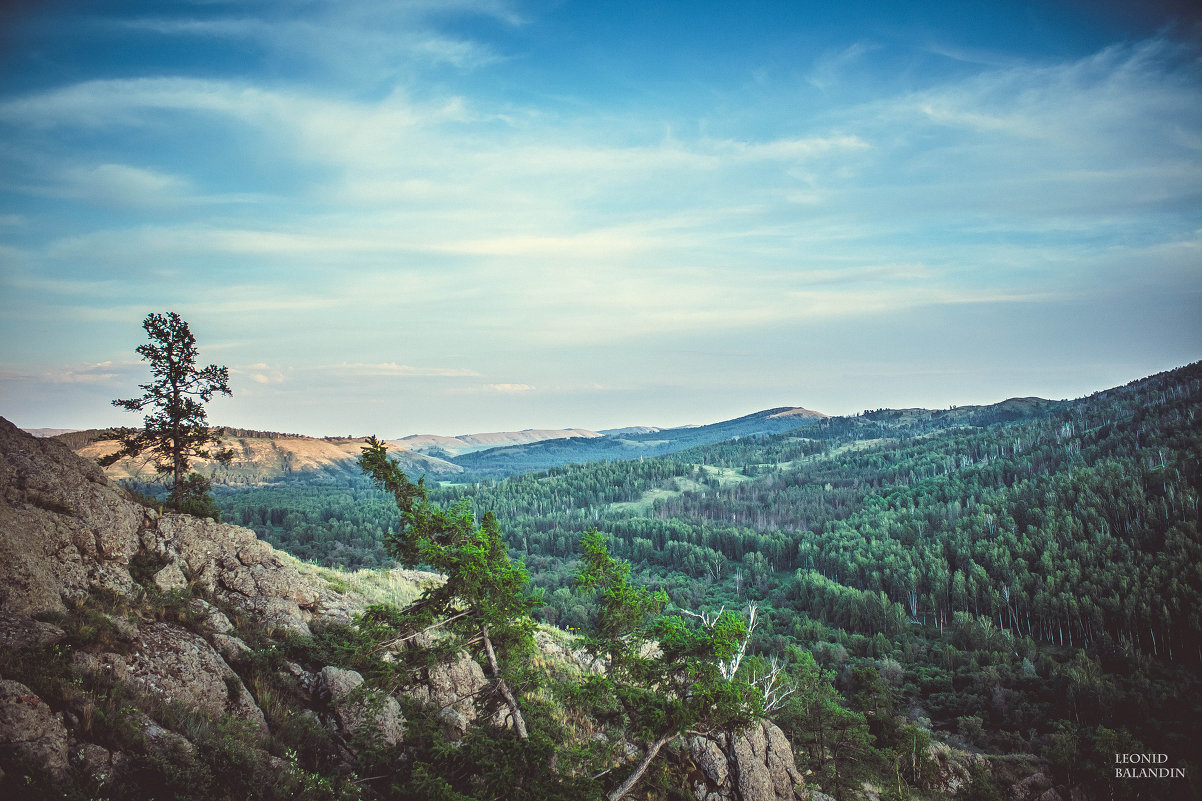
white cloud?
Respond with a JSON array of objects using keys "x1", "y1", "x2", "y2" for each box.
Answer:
[
  {"x1": 484, "y1": 383, "x2": 535, "y2": 393},
  {"x1": 0, "y1": 360, "x2": 132, "y2": 384},
  {"x1": 49, "y1": 163, "x2": 192, "y2": 208},
  {"x1": 808, "y1": 41, "x2": 881, "y2": 90},
  {"x1": 318, "y1": 362, "x2": 479, "y2": 378},
  {"x1": 113, "y1": 1, "x2": 521, "y2": 79}
]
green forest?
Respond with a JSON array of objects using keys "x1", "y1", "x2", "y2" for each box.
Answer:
[{"x1": 198, "y1": 362, "x2": 1202, "y2": 799}]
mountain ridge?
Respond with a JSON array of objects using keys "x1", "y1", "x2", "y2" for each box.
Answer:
[
  {"x1": 47, "y1": 395, "x2": 1079, "y2": 485},
  {"x1": 397, "y1": 427, "x2": 604, "y2": 457},
  {"x1": 51, "y1": 406, "x2": 835, "y2": 486}
]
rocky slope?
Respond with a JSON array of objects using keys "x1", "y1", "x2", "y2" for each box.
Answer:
[{"x1": 0, "y1": 416, "x2": 817, "y2": 800}]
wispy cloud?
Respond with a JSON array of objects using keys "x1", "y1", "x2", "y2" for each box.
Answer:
[
  {"x1": 485, "y1": 383, "x2": 535, "y2": 393},
  {"x1": 808, "y1": 41, "x2": 881, "y2": 90},
  {"x1": 112, "y1": 1, "x2": 522, "y2": 79},
  {"x1": 46, "y1": 163, "x2": 192, "y2": 208},
  {"x1": 1, "y1": 0, "x2": 1197, "y2": 433},
  {"x1": 0, "y1": 360, "x2": 132, "y2": 385},
  {"x1": 232, "y1": 363, "x2": 285, "y2": 385},
  {"x1": 317, "y1": 362, "x2": 479, "y2": 378}
]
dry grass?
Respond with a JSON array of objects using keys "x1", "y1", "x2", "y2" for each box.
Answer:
[{"x1": 281, "y1": 552, "x2": 441, "y2": 609}]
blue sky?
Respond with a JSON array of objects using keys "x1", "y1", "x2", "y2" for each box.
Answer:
[{"x1": 1, "y1": 0, "x2": 1199, "y2": 437}]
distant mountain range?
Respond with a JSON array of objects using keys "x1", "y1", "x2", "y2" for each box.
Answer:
[
  {"x1": 23, "y1": 427, "x2": 81, "y2": 438},
  {"x1": 398, "y1": 428, "x2": 603, "y2": 458},
  {"x1": 446, "y1": 407, "x2": 830, "y2": 477},
  {"x1": 44, "y1": 397, "x2": 1069, "y2": 486}
]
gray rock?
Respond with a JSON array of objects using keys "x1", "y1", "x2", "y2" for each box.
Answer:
[
  {"x1": 156, "y1": 515, "x2": 322, "y2": 635},
  {"x1": 319, "y1": 666, "x2": 405, "y2": 747},
  {"x1": 70, "y1": 741, "x2": 114, "y2": 779},
  {"x1": 153, "y1": 562, "x2": 188, "y2": 592},
  {"x1": 140, "y1": 715, "x2": 197, "y2": 755},
  {"x1": 689, "y1": 721, "x2": 807, "y2": 801},
  {"x1": 71, "y1": 650, "x2": 131, "y2": 682},
  {"x1": 0, "y1": 679, "x2": 70, "y2": 780},
  {"x1": 189, "y1": 598, "x2": 235, "y2": 634},
  {"x1": 0, "y1": 418, "x2": 143, "y2": 616},
  {"x1": 124, "y1": 622, "x2": 266, "y2": 729},
  {"x1": 405, "y1": 652, "x2": 488, "y2": 736},
  {"x1": 927, "y1": 741, "x2": 989, "y2": 796},
  {"x1": 211, "y1": 632, "x2": 252, "y2": 662},
  {"x1": 0, "y1": 418, "x2": 348, "y2": 636},
  {"x1": 1010, "y1": 771, "x2": 1054, "y2": 801},
  {"x1": 0, "y1": 612, "x2": 65, "y2": 650},
  {"x1": 692, "y1": 736, "x2": 731, "y2": 787}
]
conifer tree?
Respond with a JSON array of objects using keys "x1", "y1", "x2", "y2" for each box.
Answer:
[
  {"x1": 576, "y1": 530, "x2": 764, "y2": 800},
  {"x1": 103, "y1": 312, "x2": 232, "y2": 515},
  {"x1": 359, "y1": 436, "x2": 537, "y2": 738}
]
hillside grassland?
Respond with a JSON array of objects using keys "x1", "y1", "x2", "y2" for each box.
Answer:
[{"x1": 67, "y1": 429, "x2": 464, "y2": 484}]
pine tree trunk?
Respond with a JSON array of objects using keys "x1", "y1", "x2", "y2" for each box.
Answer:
[
  {"x1": 481, "y1": 625, "x2": 528, "y2": 740},
  {"x1": 608, "y1": 729, "x2": 674, "y2": 801}
]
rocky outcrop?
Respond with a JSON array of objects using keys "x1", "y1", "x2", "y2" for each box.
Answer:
[
  {"x1": 120, "y1": 623, "x2": 265, "y2": 728},
  {"x1": 404, "y1": 651, "x2": 489, "y2": 736},
  {"x1": 0, "y1": 418, "x2": 142, "y2": 614},
  {"x1": 150, "y1": 515, "x2": 323, "y2": 635},
  {"x1": 0, "y1": 680, "x2": 71, "y2": 780},
  {"x1": 0, "y1": 416, "x2": 328, "y2": 779},
  {"x1": 690, "y1": 721, "x2": 807, "y2": 801},
  {"x1": 1009, "y1": 771, "x2": 1056, "y2": 801},
  {"x1": 320, "y1": 666, "x2": 405, "y2": 747},
  {"x1": 926, "y1": 741, "x2": 989, "y2": 796},
  {"x1": 0, "y1": 417, "x2": 341, "y2": 631},
  {"x1": 0, "y1": 612, "x2": 66, "y2": 650}
]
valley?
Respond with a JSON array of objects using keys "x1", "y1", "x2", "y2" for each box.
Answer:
[{"x1": 54, "y1": 361, "x2": 1202, "y2": 800}]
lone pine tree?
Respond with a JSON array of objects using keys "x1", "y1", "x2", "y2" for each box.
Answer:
[{"x1": 102, "y1": 311, "x2": 233, "y2": 515}]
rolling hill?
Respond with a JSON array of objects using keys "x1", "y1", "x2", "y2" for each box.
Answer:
[
  {"x1": 58, "y1": 428, "x2": 464, "y2": 485},
  {"x1": 52, "y1": 409, "x2": 834, "y2": 486},
  {"x1": 51, "y1": 397, "x2": 1065, "y2": 487},
  {"x1": 447, "y1": 406, "x2": 830, "y2": 477},
  {"x1": 397, "y1": 427, "x2": 603, "y2": 458}
]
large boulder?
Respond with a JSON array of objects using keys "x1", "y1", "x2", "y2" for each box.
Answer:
[
  {"x1": 0, "y1": 612, "x2": 65, "y2": 650},
  {"x1": 319, "y1": 666, "x2": 405, "y2": 747},
  {"x1": 153, "y1": 515, "x2": 322, "y2": 635},
  {"x1": 115, "y1": 622, "x2": 266, "y2": 729},
  {"x1": 404, "y1": 651, "x2": 489, "y2": 736},
  {"x1": 0, "y1": 680, "x2": 71, "y2": 781},
  {"x1": 690, "y1": 721, "x2": 807, "y2": 801},
  {"x1": 0, "y1": 417, "x2": 144, "y2": 615}
]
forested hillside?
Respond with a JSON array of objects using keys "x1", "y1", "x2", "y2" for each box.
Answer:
[
  {"x1": 447, "y1": 406, "x2": 828, "y2": 478},
  {"x1": 207, "y1": 363, "x2": 1202, "y2": 798}
]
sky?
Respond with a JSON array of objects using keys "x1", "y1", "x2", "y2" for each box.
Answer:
[{"x1": 0, "y1": 0, "x2": 1199, "y2": 437}]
